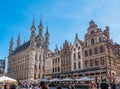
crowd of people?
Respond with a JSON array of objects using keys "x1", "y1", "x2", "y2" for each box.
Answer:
[
  {"x1": 1, "y1": 80, "x2": 120, "y2": 89},
  {"x1": 0, "y1": 81, "x2": 61, "y2": 89}
]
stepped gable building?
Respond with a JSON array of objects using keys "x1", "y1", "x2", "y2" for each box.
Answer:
[
  {"x1": 44, "y1": 40, "x2": 72, "y2": 79},
  {"x1": 44, "y1": 45, "x2": 61, "y2": 79},
  {"x1": 8, "y1": 17, "x2": 50, "y2": 81},
  {"x1": 44, "y1": 20, "x2": 120, "y2": 83},
  {"x1": 60, "y1": 40, "x2": 72, "y2": 78},
  {"x1": 83, "y1": 20, "x2": 120, "y2": 83},
  {"x1": 71, "y1": 34, "x2": 84, "y2": 78}
]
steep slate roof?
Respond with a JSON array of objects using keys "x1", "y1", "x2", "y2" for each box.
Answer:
[
  {"x1": 11, "y1": 41, "x2": 30, "y2": 55},
  {"x1": 78, "y1": 39, "x2": 85, "y2": 46}
]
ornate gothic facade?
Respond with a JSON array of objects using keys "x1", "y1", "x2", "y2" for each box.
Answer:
[{"x1": 8, "y1": 18, "x2": 50, "y2": 81}]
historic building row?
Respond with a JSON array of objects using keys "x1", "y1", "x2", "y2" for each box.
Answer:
[
  {"x1": 44, "y1": 20, "x2": 120, "y2": 83},
  {"x1": 8, "y1": 18, "x2": 120, "y2": 83}
]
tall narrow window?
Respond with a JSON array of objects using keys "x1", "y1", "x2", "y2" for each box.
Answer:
[
  {"x1": 76, "y1": 43, "x2": 78, "y2": 47},
  {"x1": 74, "y1": 63, "x2": 76, "y2": 69},
  {"x1": 58, "y1": 58, "x2": 59, "y2": 64},
  {"x1": 53, "y1": 59, "x2": 54, "y2": 64},
  {"x1": 84, "y1": 50, "x2": 88, "y2": 57},
  {"x1": 85, "y1": 60, "x2": 88, "y2": 67},
  {"x1": 90, "y1": 59, "x2": 93, "y2": 67},
  {"x1": 78, "y1": 62, "x2": 81, "y2": 69},
  {"x1": 94, "y1": 47, "x2": 98, "y2": 54},
  {"x1": 78, "y1": 52, "x2": 81, "y2": 59},
  {"x1": 91, "y1": 38, "x2": 94, "y2": 45},
  {"x1": 89, "y1": 49, "x2": 92, "y2": 56},
  {"x1": 101, "y1": 57, "x2": 104, "y2": 65},
  {"x1": 95, "y1": 59, "x2": 99, "y2": 66},
  {"x1": 53, "y1": 68, "x2": 54, "y2": 72},
  {"x1": 99, "y1": 37, "x2": 102, "y2": 42},
  {"x1": 86, "y1": 43, "x2": 87, "y2": 46},
  {"x1": 74, "y1": 48, "x2": 76, "y2": 51},
  {"x1": 74, "y1": 53, "x2": 76, "y2": 60},
  {"x1": 100, "y1": 45, "x2": 104, "y2": 53}
]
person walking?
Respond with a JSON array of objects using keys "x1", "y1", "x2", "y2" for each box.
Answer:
[
  {"x1": 100, "y1": 79, "x2": 109, "y2": 89},
  {"x1": 116, "y1": 83, "x2": 120, "y2": 89},
  {"x1": 10, "y1": 84, "x2": 16, "y2": 89},
  {"x1": 39, "y1": 81, "x2": 48, "y2": 89},
  {"x1": 56, "y1": 85, "x2": 61, "y2": 89},
  {"x1": 111, "y1": 82, "x2": 116, "y2": 89}
]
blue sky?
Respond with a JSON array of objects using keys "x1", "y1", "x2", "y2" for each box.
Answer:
[{"x1": 0, "y1": 0, "x2": 120, "y2": 60}]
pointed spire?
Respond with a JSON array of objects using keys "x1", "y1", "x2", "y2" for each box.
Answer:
[
  {"x1": 89, "y1": 19, "x2": 94, "y2": 25},
  {"x1": 46, "y1": 23, "x2": 48, "y2": 31},
  {"x1": 10, "y1": 36, "x2": 14, "y2": 46},
  {"x1": 23, "y1": 36, "x2": 26, "y2": 43},
  {"x1": 10, "y1": 36, "x2": 13, "y2": 43},
  {"x1": 30, "y1": 18, "x2": 36, "y2": 40},
  {"x1": 75, "y1": 33, "x2": 78, "y2": 40},
  {"x1": 45, "y1": 23, "x2": 49, "y2": 37},
  {"x1": 31, "y1": 18, "x2": 36, "y2": 30},
  {"x1": 17, "y1": 34, "x2": 21, "y2": 47},
  {"x1": 9, "y1": 36, "x2": 14, "y2": 54},
  {"x1": 89, "y1": 19, "x2": 97, "y2": 27},
  {"x1": 38, "y1": 16, "x2": 43, "y2": 30},
  {"x1": 32, "y1": 19, "x2": 35, "y2": 26},
  {"x1": 40, "y1": 16, "x2": 42, "y2": 26},
  {"x1": 30, "y1": 19, "x2": 36, "y2": 49},
  {"x1": 45, "y1": 23, "x2": 50, "y2": 50},
  {"x1": 55, "y1": 44, "x2": 58, "y2": 51}
]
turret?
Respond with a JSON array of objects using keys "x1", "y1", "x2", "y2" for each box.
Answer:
[
  {"x1": 45, "y1": 24, "x2": 50, "y2": 50},
  {"x1": 104, "y1": 26, "x2": 110, "y2": 42},
  {"x1": 55, "y1": 44, "x2": 58, "y2": 52},
  {"x1": 75, "y1": 33, "x2": 78, "y2": 40},
  {"x1": 38, "y1": 17, "x2": 43, "y2": 36},
  {"x1": 9, "y1": 36, "x2": 14, "y2": 54},
  {"x1": 88, "y1": 20, "x2": 97, "y2": 30},
  {"x1": 38, "y1": 17, "x2": 44, "y2": 48},
  {"x1": 30, "y1": 19, "x2": 36, "y2": 49},
  {"x1": 17, "y1": 34, "x2": 21, "y2": 47}
]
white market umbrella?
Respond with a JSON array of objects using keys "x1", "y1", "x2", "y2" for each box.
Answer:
[
  {"x1": 76, "y1": 76, "x2": 94, "y2": 81},
  {"x1": 0, "y1": 76, "x2": 17, "y2": 83},
  {"x1": 50, "y1": 78, "x2": 61, "y2": 82},
  {"x1": 37, "y1": 78, "x2": 49, "y2": 82},
  {"x1": 61, "y1": 78, "x2": 74, "y2": 81}
]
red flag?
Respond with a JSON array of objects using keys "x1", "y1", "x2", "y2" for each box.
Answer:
[{"x1": 37, "y1": 69, "x2": 43, "y2": 72}]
